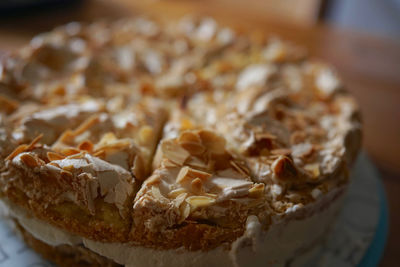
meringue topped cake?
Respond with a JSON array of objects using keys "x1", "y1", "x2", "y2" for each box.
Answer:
[{"x1": 0, "y1": 16, "x2": 361, "y2": 267}]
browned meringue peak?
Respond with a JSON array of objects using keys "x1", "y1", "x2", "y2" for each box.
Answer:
[
  {"x1": 5, "y1": 148, "x2": 135, "y2": 217},
  {"x1": 11, "y1": 99, "x2": 104, "y2": 145},
  {"x1": 133, "y1": 130, "x2": 266, "y2": 233},
  {"x1": 51, "y1": 101, "x2": 167, "y2": 180}
]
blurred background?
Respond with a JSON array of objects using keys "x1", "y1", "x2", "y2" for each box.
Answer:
[{"x1": 0, "y1": 0, "x2": 399, "y2": 266}]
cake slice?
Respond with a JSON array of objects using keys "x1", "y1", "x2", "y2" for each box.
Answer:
[{"x1": 132, "y1": 129, "x2": 266, "y2": 250}]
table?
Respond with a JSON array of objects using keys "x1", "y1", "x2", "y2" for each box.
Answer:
[{"x1": 0, "y1": 0, "x2": 399, "y2": 265}]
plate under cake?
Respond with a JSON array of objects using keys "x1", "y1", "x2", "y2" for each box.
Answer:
[{"x1": 0, "y1": 16, "x2": 361, "y2": 267}]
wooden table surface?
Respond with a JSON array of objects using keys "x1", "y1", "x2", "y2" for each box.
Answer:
[{"x1": 0, "y1": 0, "x2": 399, "y2": 265}]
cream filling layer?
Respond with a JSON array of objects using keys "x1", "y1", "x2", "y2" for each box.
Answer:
[{"x1": 0, "y1": 187, "x2": 345, "y2": 267}]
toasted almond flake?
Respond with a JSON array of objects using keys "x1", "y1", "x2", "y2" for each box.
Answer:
[
  {"x1": 151, "y1": 186, "x2": 165, "y2": 200},
  {"x1": 178, "y1": 131, "x2": 201, "y2": 144},
  {"x1": 56, "y1": 130, "x2": 75, "y2": 144},
  {"x1": 161, "y1": 140, "x2": 190, "y2": 165},
  {"x1": 173, "y1": 192, "x2": 187, "y2": 207},
  {"x1": 179, "y1": 202, "x2": 191, "y2": 222},
  {"x1": 73, "y1": 115, "x2": 100, "y2": 136},
  {"x1": 176, "y1": 166, "x2": 211, "y2": 184},
  {"x1": 139, "y1": 125, "x2": 154, "y2": 145},
  {"x1": 304, "y1": 163, "x2": 320, "y2": 178},
  {"x1": 248, "y1": 183, "x2": 265, "y2": 198},
  {"x1": 168, "y1": 188, "x2": 187, "y2": 198},
  {"x1": 99, "y1": 132, "x2": 118, "y2": 145},
  {"x1": 6, "y1": 144, "x2": 28, "y2": 161},
  {"x1": 185, "y1": 157, "x2": 208, "y2": 169},
  {"x1": 186, "y1": 195, "x2": 215, "y2": 209},
  {"x1": 272, "y1": 155, "x2": 298, "y2": 180},
  {"x1": 20, "y1": 153, "x2": 39, "y2": 168},
  {"x1": 47, "y1": 151, "x2": 66, "y2": 161},
  {"x1": 180, "y1": 142, "x2": 206, "y2": 155},
  {"x1": 60, "y1": 169, "x2": 73, "y2": 179},
  {"x1": 60, "y1": 147, "x2": 81, "y2": 156},
  {"x1": 230, "y1": 160, "x2": 250, "y2": 177},
  {"x1": 204, "y1": 193, "x2": 218, "y2": 198},
  {"x1": 191, "y1": 178, "x2": 203, "y2": 194},
  {"x1": 62, "y1": 164, "x2": 75, "y2": 172},
  {"x1": 92, "y1": 149, "x2": 105, "y2": 158},
  {"x1": 198, "y1": 130, "x2": 226, "y2": 154},
  {"x1": 26, "y1": 134, "x2": 44, "y2": 150},
  {"x1": 145, "y1": 174, "x2": 160, "y2": 186},
  {"x1": 78, "y1": 140, "x2": 94, "y2": 152}
]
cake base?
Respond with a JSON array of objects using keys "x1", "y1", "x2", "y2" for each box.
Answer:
[{"x1": 14, "y1": 220, "x2": 120, "y2": 267}]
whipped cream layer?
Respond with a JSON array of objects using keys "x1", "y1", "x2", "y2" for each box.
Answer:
[{"x1": 0, "y1": 185, "x2": 345, "y2": 267}]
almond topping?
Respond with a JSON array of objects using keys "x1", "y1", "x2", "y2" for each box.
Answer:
[
  {"x1": 161, "y1": 140, "x2": 190, "y2": 165},
  {"x1": 179, "y1": 202, "x2": 191, "y2": 222},
  {"x1": 198, "y1": 130, "x2": 226, "y2": 154},
  {"x1": 304, "y1": 163, "x2": 320, "y2": 178},
  {"x1": 176, "y1": 166, "x2": 211, "y2": 184},
  {"x1": 230, "y1": 160, "x2": 250, "y2": 177},
  {"x1": 20, "y1": 153, "x2": 39, "y2": 168},
  {"x1": 73, "y1": 115, "x2": 100, "y2": 136},
  {"x1": 272, "y1": 155, "x2": 298, "y2": 180},
  {"x1": 47, "y1": 151, "x2": 66, "y2": 161},
  {"x1": 191, "y1": 178, "x2": 203, "y2": 194},
  {"x1": 180, "y1": 142, "x2": 206, "y2": 155},
  {"x1": 6, "y1": 144, "x2": 28, "y2": 161},
  {"x1": 78, "y1": 140, "x2": 94, "y2": 152},
  {"x1": 248, "y1": 183, "x2": 265, "y2": 198},
  {"x1": 99, "y1": 132, "x2": 118, "y2": 145},
  {"x1": 178, "y1": 131, "x2": 201, "y2": 144},
  {"x1": 168, "y1": 188, "x2": 187, "y2": 198},
  {"x1": 186, "y1": 196, "x2": 215, "y2": 209}
]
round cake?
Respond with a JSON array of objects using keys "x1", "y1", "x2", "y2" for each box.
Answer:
[{"x1": 0, "y1": 16, "x2": 362, "y2": 267}]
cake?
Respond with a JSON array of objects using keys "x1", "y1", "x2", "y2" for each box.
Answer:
[{"x1": 0, "y1": 16, "x2": 362, "y2": 267}]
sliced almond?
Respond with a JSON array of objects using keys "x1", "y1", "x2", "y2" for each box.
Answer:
[
  {"x1": 168, "y1": 188, "x2": 187, "y2": 198},
  {"x1": 78, "y1": 140, "x2": 94, "y2": 152},
  {"x1": 191, "y1": 178, "x2": 203, "y2": 194},
  {"x1": 62, "y1": 164, "x2": 75, "y2": 172},
  {"x1": 151, "y1": 186, "x2": 165, "y2": 200},
  {"x1": 20, "y1": 153, "x2": 39, "y2": 168},
  {"x1": 173, "y1": 192, "x2": 187, "y2": 207},
  {"x1": 180, "y1": 142, "x2": 206, "y2": 155},
  {"x1": 73, "y1": 115, "x2": 100, "y2": 136},
  {"x1": 186, "y1": 196, "x2": 215, "y2": 209},
  {"x1": 47, "y1": 151, "x2": 66, "y2": 161},
  {"x1": 179, "y1": 201, "x2": 191, "y2": 222},
  {"x1": 161, "y1": 140, "x2": 190, "y2": 165},
  {"x1": 60, "y1": 147, "x2": 81, "y2": 156},
  {"x1": 198, "y1": 130, "x2": 226, "y2": 154},
  {"x1": 230, "y1": 160, "x2": 250, "y2": 177},
  {"x1": 99, "y1": 132, "x2": 118, "y2": 145},
  {"x1": 271, "y1": 155, "x2": 298, "y2": 180},
  {"x1": 178, "y1": 131, "x2": 201, "y2": 144},
  {"x1": 304, "y1": 163, "x2": 320, "y2": 179},
  {"x1": 248, "y1": 183, "x2": 265, "y2": 198},
  {"x1": 176, "y1": 166, "x2": 211, "y2": 184},
  {"x1": 5, "y1": 144, "x2": 28, "y2": 161}
]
